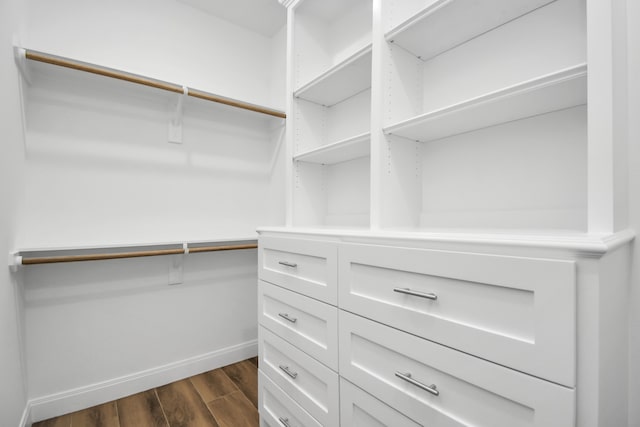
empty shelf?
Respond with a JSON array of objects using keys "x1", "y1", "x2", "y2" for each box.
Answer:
[
  {"x1": 294, "y1": 44, "x2": 372, "y2": 106},
  {"x1": 294, "y1": 133, "x2": 370, "y2": 164},
  {"x1": 386, "y1": 0, "x2": 555, "y2": 61},
  {"x1": 384, "y1": 64, "x2": 587, "y2": 143}
]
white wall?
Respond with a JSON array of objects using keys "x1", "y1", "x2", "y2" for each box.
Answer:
[
  {"x1": 627, "y1": 0, "x2": 640, "y2": 425},
  {"x1": 0, "y1": 0, "x2": 28, "y2": 425},
  {"x1": 13, "y1": 0, "x2": 287, "y2": 422}
]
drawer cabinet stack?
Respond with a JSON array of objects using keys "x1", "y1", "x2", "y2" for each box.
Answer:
[
  {"x1": 257, "y1": 237, "x2": 340, "y2": 426},
  {"x1": 258, "y1": 234, "x2": 578, "y2": 426}
]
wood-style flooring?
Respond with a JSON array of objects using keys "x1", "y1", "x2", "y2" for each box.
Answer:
[{"x1": 33, "y1": 357, "x2": 259, "y2": 427}]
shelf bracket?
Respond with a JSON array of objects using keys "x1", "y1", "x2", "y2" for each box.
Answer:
[{"x1": 169, "y1": 86, "x2": 188, "y2": 144}]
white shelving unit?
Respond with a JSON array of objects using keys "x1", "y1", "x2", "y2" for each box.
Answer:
[
  {"x1": 289, "y1": 0, "x2": 373, "y2": 228},
  {"x1": 378, "y1": 0, "x2": 588, "y2": 232},
  {"x1": 266, "y1": 1, "x2": 633, "y2": 426}
]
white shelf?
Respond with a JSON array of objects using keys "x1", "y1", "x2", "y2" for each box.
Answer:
[
  {"x1": 294, "y1": 44, "x2": 372, "y2": 106},
  {"x1": 294, "y1": 133, "x2": 370, "y2": 165},
  {"x1": 384, "y1": 63, "x2": 587, "y2": 143},
  {"x1": 386, "y1": 0, "x2": 555, "y2": 61}
]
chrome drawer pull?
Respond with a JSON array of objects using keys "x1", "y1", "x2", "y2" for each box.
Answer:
[
  {"x1": 279, "y1": 364, "x2": 298, "y2": 379},
  {"x1": 395, "y1": 371, "x2": 440, "y2": 396},
  {"x1": 393, "y1": 287, "x2": 438, "y2": 301},
  {"x1": 278, "y1": 417, "x2": 292, "y2": 427},
  {"x1": 278, "y1": 261, "x2": 298, "y2": 268},
  {"x1": 278, "y1": 312, "x2": 298, "y2": 323}
]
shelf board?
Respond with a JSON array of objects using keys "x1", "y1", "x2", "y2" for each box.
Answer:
[
  {"x1": 294, "y1": 44, "x2": 372, "y2": 107},
  {"x1": 384, "y1": 63, "x2": 587, "y2": 143},
  {"x1": 386, "y1": 0, "x2": 555, "y2": 61},
  {"x1": 294, "y1": 133, "x2": 370, "y2": 165}
]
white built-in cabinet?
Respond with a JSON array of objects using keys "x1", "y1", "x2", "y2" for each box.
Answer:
[{"x1": 259, "y1": 0, "x2": 633, "y2": 426}]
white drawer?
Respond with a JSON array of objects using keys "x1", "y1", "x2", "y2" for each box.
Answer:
[
  {"x1": 339, "y1": 311, "x2": 575, "y2": 427},
  {"x1": 339, "y1": 243, "x2": 576, "y2": 386},
  {"x1": 340, "y1": 378, "x2": 421, "y2": 427},
  {"x1": 259, "y1": 326, "x2": 339, "y2": 426},
  {"x1": 258, "y1": 280, "x2": 338, "y2": 370},
  {"x1": 259, "y1": 370, "x2": 322, "y2": 427},
  {"x1": 259, "y1": 236, "x2": 338, "y2": 305}
]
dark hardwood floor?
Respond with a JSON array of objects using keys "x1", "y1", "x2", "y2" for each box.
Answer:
[{"x1": 33, "y1": 357, "x2": 259, "y2": 427}]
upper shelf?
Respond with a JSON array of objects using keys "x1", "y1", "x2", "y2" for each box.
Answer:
[
  {"x1": 15, "y1": 48, "x2": 286, "y2": 119},
  {"x1": 294, "y1": 132, "x2": 370, "y2": 165},
  {"x1": 294, "y1": 44, "x2": 372, "y2": 107},
  {"x1": 384, "y1": 63, "x2": 587, "y2": 143},
  {"x1": 386, "y1": 0, "x2": 556, "y2": 61}
]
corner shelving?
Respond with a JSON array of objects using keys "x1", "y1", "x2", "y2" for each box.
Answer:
[{"x1": 384, "y1": 64, "x2": 586, "y2": 143}]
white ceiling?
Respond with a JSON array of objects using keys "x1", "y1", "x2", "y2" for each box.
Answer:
[{"x1": 178, "y1": 0, "x2": 287, "y2": 38}]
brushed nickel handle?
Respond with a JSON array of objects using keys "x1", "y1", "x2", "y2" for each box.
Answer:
[
  {"x1": 279, "y1": 364, "x2": 298, "y2": 379},
  {"x1": 395, "y1": 371, "x2": 439, "y2": 396},
  {"x1": 278, "y1": 416, "x2": 291, "y2": 427},
  {"x1": 278, "y1": 312, "x2": 297, "y2": 323},
  {"x1": 393, "y1": 287, "x2": 437, "y2": 300},
  {"x1": 278, "y1": 261, "x2": 298, "y2": 268}
]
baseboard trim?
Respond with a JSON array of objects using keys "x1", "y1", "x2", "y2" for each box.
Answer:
[
  {"x1": 28, "y1": 339, "x2": 257, "y2": 423},
  {"x1": 19, "y1": 400, "x2": 32, "y2": 427}
]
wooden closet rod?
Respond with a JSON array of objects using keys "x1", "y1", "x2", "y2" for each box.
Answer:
[
  {"x1": 24, "y1": 49, "x2": 286, "y2": 119},
  {"x1": 17, "y1": 242, "x2": 258, "y2": 265}
]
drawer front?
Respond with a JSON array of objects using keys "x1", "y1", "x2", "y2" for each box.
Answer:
[
  {"x1": 259, "y1": 326, "x2": 339, "y2": 426},
  {"x1": 259, "y1": 370, "x2": 322, "y2": 427},
  {"x1": 339, "y1": 311, "x2": 575, "y2": 427},
  {"x1": 259, "y1": 236, "x2": 338, "y2": 305},
  {"x1": 258, "y1": 280, "x2": 338, "y2": 369},
  {"x1": 339, "y1": 243, "x2": 576, "y2": 386},
  {"x1": 340, "y1": 378, "x2": 421, "y2": 427}
]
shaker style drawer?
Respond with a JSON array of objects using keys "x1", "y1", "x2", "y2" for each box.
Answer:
[
  {"x1": 259, "y1": 370, "x2": 321, "y2": 427},
  {"x1": 339, "y1": 311, "x2": 575, "y2": 427},
  {"x1": 259, "y1": 236, "x2": 338, "y2": 304},
  {"x1": 259, "y1": 326, "x2": 339, "y2": 426},
  {"x1": 340, "y1": 378, "x2": 421, "y2": 427},
  {"x1": 258, "y1": 280, "x2": 338, "y2": 370},
  {"x1": 339, "y1": 243, "x2": 576, "y2": 386}
]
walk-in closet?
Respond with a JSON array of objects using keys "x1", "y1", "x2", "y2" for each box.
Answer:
[{"x1": 1, "y1": 0, "x2": 639, "y2": 426}]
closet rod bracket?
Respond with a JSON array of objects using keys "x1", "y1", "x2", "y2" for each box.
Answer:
[{"x1": 168, "y1": 85, "x2": 188, "y2": 144}]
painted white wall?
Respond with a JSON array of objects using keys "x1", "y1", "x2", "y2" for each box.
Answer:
[
  {"x1": 0, "y1": 0, "x2": 28, "y2": 425},
  {"x1": 23, "y1": 0, "x2": 279, "y2": 108},
  {"x1": 24, "y1": 249, "x2": 259, "y2": 421},
  {"x1": 627, "y1": 0, "x2": 640, "y2": 425},
  {"x1": 13, "y1": 0, "x2": 287, "y2": 422}
]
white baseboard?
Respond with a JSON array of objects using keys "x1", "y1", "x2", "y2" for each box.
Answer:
[
  {"x1": 19, "y1": 400, "x2": 32, "y2": 427},
  {"x1": 28, "y1": 340, "x2": 257, "y2": 423}
]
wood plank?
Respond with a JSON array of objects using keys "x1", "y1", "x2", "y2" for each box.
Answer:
[
  {"x1": 32, "y1": 414, "x2": 71, "y2": 427},
  {"x1": 156, "y1": 379, "x2": 219, "y2": 427},
  {"x1": 70, "y1": 402, "x2": 119, "y2": 427},
  {"x1": 190, "y1": 369, "x2": 238, "y2": 403},
  {"x1": 117, "y1": 389, "x2": 168, "y2": 427},
  {"x1": 221, "y1": 361, "x2": 258, "y2": 408},
  {"x1": 248, "y1": 357, "x2": 258, "y2": 368},
  {"x1": 207, "y1": 391, "x2": 259, "y2": 427}
]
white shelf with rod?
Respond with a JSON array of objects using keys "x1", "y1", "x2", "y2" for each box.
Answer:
[{"x1": 15, "y1": 48, "x2": 286, "y2": 119}]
